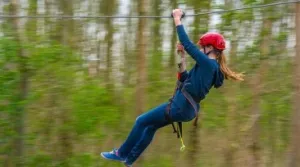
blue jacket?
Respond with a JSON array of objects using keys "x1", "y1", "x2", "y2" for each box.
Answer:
[{"x1": 176, "y1": 25, "x2": 224, "y2": 103}]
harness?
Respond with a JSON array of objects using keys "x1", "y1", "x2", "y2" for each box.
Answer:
[{"x1": 165, "y1": 78, "x2": 199, "y2": 151}]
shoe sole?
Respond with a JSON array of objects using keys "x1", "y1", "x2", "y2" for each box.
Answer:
[{"x1": 100, "y1": 153, "x2": 125, "y2": 162}]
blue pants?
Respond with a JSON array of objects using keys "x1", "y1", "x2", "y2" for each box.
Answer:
[{"x1": 118, "y1": 91, "x2": 199, "y2": 164}]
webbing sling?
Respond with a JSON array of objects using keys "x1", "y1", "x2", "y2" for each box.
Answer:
[
  {"x1": 165, "y1": 80, "x2": 199, "y2": 151},
  {"x1": 181, "y1": 87, "x2": 199, "y2": 126}
]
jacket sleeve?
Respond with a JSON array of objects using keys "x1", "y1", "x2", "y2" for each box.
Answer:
[
  {"x1": 176, "y1": 25, "x2": 212, "y2": 68},
  {"x1": 178, "y1": 70, "x2": 188, "y2": 82}
]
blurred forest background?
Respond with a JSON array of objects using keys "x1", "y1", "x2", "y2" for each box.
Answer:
[{"x1": 1, "y1": 0, "x2": 300, "y2": 167}]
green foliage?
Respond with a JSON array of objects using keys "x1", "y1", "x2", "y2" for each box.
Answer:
[
  {"x1": 0, "y1": 0, "x2": 297, "y2": 166},
  {"x1": 143, "y1": 155, "x2": 173, "y2": 167},
  {"x1": 0, "y1": 37, "x2": 20, "y2": 99},
  {"x1": 26, "y1": 154, "x2": 53, "y2": 167},
  {"x1": 71, "y1": 80, "x2": 119, "y2": 135},
  {"x1": 201, "y1": 88, "x2": 227, "y2": 130},
  {"x1": 0, "y1": 37, "x2": 21, "y2": 163},
  {"x1": 275, "y1": 31, "x2": 288, "y2": 43},
  {"x1": 235, "y1": 9, "x2": 255, "y2": 22},
  {"x1": 68, "y1": 154, "x2": 94, "y2": 167}
]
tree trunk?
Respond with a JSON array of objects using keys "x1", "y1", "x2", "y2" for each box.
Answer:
[
  {"x1": 149, "y1": 0, "x2": 162, "y2": 82},
  {"x1": 96, "y1": 38, "x2": 102, "y2": 76},
  {"x1": 9, "y1": 0, "x2": 28, "y2": 166},
  {"x1": 136, "y1": 0, "x2": 147, "y2": 115},
  {"x1": 267, "y1": 103, "x2": 275, "y2": 167},
  {"x1": 287, "y1": 2, "x2": 300, "y2": 166},
  {"x1": 42, "y1": 0, "x2": 55, "y2": 158},
  {"x1": 135, "y1": 1, "x2": 147, "y2": 165},
  {"x1": 122, "y1": 3, "x2": 134, "y2": 86},
  {"x1": 104, "y1": 17, "x2": 114, "y2": 90},
  {"x1": 148, "y1": 0, "x2": 163, "y2": 109},
  {"x1": 224, "y1": 29, "x2": 238, "y2": 167},
  {"x1": 99, "y1": 0, "x2": 118, "y2": 90},
  {"x1": 26, "y1": 0, "x2": 37, "y2": 42},
  {"x1": 56, "y1": 1, "x2": 74, "y2": 165},
  {"x1": 217, "y1": 0, "x2": 239, "y2": 166},
  {"x1": 249, "y1": 10, "x2": 272, "y2": 167}
]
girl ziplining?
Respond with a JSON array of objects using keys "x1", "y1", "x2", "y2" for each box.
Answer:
[{"x1": 101, "y1": 9, "x2": 244, "y2": 167}]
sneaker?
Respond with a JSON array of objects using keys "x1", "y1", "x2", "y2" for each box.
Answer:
[{"x1": 100, "y1": 149, "x2": 125, "y2": 162}]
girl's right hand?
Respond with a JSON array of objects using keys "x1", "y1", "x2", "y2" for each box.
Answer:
[{"x1": 172, "y1": 9, "x2": 184, "y2": 20}]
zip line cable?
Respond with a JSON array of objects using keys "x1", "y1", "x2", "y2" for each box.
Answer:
[
  {"x1": 193, "y1": 0, "x2": 300, "y2": 16},
  {"x1": 0, "y1": 0, "x2": 299, "y2": 19}
]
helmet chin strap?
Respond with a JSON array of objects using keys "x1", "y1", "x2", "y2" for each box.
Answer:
[{"x1": 204, "y1": 47, "x2": 212, "y2": 56}]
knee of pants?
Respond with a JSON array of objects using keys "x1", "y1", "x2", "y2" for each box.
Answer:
[{"x1": 135, "y1": 115, "x2": 147, "y2": 127}]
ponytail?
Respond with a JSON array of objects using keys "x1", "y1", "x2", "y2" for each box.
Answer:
[{"x1": 217, "y1": 52, "x2": 244, "y2": 81}]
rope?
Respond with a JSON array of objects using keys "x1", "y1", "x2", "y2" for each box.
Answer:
[{"x1": 0, "y1": 0, "x2": 299, "y2": 19}]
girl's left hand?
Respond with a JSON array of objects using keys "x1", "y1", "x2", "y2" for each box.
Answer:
[
  {"x1": 177, "y1": 43, "x2": 184, "y2": 53},
  {"x1": 172, "y1": 9, "x2": 184, "y2": 20},
  {"x1": 177, "y1": 43, "x2": 185, "y2": 58}
]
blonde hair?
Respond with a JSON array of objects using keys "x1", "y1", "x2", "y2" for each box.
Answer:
[{"x1": 217, "y1": 52, "x2": 244, "y2": 81}]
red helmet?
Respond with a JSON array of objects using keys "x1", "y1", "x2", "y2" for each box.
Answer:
[{"x1": 198, "y1": 32, "x2": 226, "y2": 50}]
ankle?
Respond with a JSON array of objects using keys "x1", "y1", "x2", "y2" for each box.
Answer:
[
  {"x1": 116, "y1": 150, "x2": 126, "y2": 159},
  {"x1": 116, "y1": 150, "x2": 120, "y2": 156}
]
